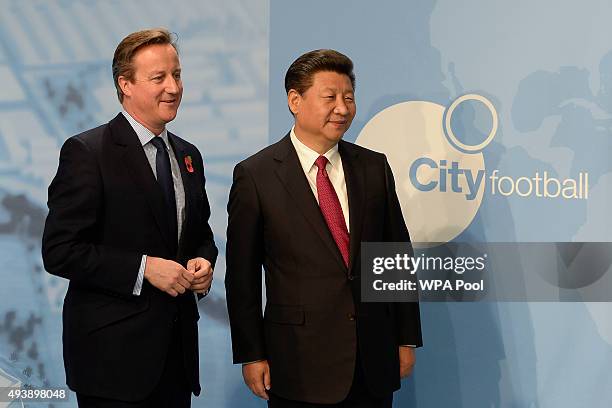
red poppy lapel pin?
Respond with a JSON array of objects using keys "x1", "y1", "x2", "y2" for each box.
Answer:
[{"x1": 184, "y1": 155, "x2": 194, "y2": 173}]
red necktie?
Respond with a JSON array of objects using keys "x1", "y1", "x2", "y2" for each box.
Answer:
[{"x1": 315, "y1": 156, "x2": 350, "y2": 267}]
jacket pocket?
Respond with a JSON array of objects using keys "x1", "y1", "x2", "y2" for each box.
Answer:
[{"x1": 83, "y1": 298, "x2": 150, "y2": 334}]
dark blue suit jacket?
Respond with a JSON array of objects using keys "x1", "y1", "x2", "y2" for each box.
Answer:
[{"x1": 42, "y1": 113, "x2": 217, "y2": 401}]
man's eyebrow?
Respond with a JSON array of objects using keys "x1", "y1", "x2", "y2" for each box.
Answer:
[
  {"x1": 320, "y1": 86, "x2": 354, "y2": 93},
  {"x1": 147, "y1": 68, "x2": 181, "y2": 76}
]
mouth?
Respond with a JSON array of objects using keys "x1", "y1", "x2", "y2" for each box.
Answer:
[{"x1": 161, "y1": 99, "x2": 177, "y2": 105}]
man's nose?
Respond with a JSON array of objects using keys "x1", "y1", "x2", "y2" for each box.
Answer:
[
  {"x1": 334, "y1": 97, "x2": 349, "y2": 115},
  {"x1": 165, "y1": 76, "x2": 181, "y2": 94}
]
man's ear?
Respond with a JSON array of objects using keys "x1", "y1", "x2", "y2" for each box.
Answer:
[
  {"x1": 287, "y1": 89, "x2": 301, "y2": 115},
  {"x1": 118, "y1": 76, "x2": 132, "y2": 98}
]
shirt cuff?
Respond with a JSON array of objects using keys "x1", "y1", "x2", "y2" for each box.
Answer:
[{"x1": 133, "y1": 255, "x2": 146, "y2": 296}]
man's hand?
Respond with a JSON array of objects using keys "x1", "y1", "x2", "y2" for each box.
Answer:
[
  {"x1": 144, "y1": 256, "x2": 194, "y2": 297},
  {"x1": 399, "y1": 346, "x2": 416, "y2": 378},
  {"x1": 242, "y1": 360, "x2": 271, "y2": 400},
  {"x1": 187, "y1": 257, "x2": 213, "y2": 294}
]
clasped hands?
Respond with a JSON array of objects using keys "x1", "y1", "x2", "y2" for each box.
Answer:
[{"x1": 144, "y1": 256, "x2": 213, "y2": 297}]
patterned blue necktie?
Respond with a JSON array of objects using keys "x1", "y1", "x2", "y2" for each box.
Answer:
[{"x1": 150, "y1": 137, "x2": 178, "y2": 245}]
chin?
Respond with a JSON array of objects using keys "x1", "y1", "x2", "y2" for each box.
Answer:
[
  {"x1": 160, "y1": 112, "x2": 178, "y2": 123},
  {"x1": 325, "y1": 131, "x2": 345, "y2": 142}
]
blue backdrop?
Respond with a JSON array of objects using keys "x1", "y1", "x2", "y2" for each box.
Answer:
[{"x1": 0, "y1": 0, "x2": 611, "y2": 406}]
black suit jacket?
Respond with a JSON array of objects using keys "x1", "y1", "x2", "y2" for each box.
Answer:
[
  {"x1": 42, "y1": 113, "x2": 218, "y2": 401},
  {"x1": 225, "y1": 134, "x2": 422, "y2": 404}
]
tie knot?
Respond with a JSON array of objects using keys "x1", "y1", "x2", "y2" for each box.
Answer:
[
  {"x1": 150, "y1": 136, "x2": 167, "y2": 152},
  {"x1": 315, "y1": 155, "x2": 329, "y2": 171}
]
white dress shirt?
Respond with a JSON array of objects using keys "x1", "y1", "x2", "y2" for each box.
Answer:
[
  {"x1": 289, "y1": 127, "x2": 350, "y2": 232},
  {"x1": 121, "y1": 110, "x2": 186, "y2": 296}
]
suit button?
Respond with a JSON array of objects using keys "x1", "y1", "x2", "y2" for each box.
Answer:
[
  {"x1": 348, "y1": 313, "x2": 355, "y2": 321},
  {"x1": 348, "y1": 275, "x2": 355, "y2": 281}
]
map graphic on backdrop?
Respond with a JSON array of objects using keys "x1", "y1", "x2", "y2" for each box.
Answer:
[{"x1": 0, "y1": 0, "x2": 268, "y2": 406}]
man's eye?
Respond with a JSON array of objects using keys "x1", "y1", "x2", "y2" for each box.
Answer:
[
  {"x1": 345, "y1": 96, "x2": 354, "y2": 101},
  {"x1": 152, "y1": 76, "x2": 163, "y2": 81},
  {"x1": 174, "y1": 73, "x2": 181, "y2": 80}
]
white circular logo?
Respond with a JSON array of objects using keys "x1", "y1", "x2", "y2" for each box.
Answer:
[{"x1": 356, "y1": 94, "x2": 497, "y2": 244}]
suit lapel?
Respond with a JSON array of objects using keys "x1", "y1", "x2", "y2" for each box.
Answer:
[
  {"x1": 339, "y1": 141, "x2": 366, "y2": 274},
  {"x1": 273, "y1": 135, "x2": 347, "y2": 272},
  {"x1": 108, "y1": 113, "x2": 175, "y2": 252}
]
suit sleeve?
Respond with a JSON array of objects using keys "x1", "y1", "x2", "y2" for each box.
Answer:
[
  {"x1": 192, "y1": 148, "x2": 219, "y2": 268},
  {"x1": 225, "y1": 163, "x2": 266, "y2": 364},
  {"x1": 383, "y1": 156, "x2": 423, "y2": 347},
  {"x1": 42, "y1": 136, "x2": 142, "y2": 297}
]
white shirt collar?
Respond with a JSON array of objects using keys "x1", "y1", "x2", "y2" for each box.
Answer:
[
  {"x1": 121, "y1": 110, "x2": 169, "y2": 148},
  {"x1": 290, "y1": 126, "x2": 341, "y2": 173}
]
